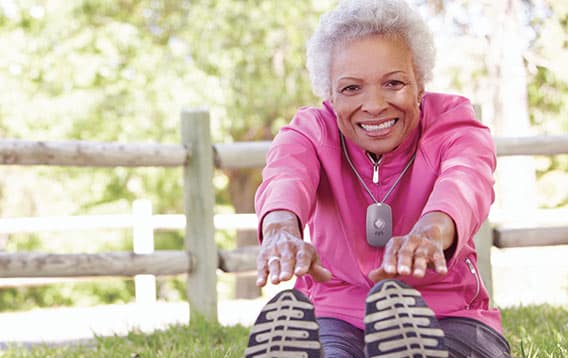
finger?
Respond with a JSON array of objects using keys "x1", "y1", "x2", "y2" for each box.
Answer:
[
  {"x1": 268, "y1": 256, "x2": 282, "y2": 284},
  {"x1": 412, "y1": 246, "x2": 430, "y2": 278},
  {"x1": 307, "y1": 252, "x2": 331, "y2": 282},
  {"x1": 256, "y1": 269, "x2": 268, "y2": 287},
  {"x1": 368, "y1": 266, "x2": 397, "y2": 283},
  {"x1": 256, "y1": 255, "x2": 269, "y2": 287},
  {"x1": 294, "y1": 249, "x2": 312, "y2": 276},
  {"x1": 279, "y1": 251, "x2": 296, "y2": 281},
  {"x1": 383, "y1": 237, "x2": 403, "y2": 274},
  {"x1": 272, "y1": 234, "x2": 296, "y2": 282},
  {"x1": 432, "y1": 249, "x2": 448, "y2": 275},
  {"x1": 397, "y1": 235, "x2": 419, "y2": 275}
]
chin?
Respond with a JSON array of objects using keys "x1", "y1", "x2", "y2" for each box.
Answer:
[{"x1": 364, "y1": 141, "x2": 397, "y2": 155}]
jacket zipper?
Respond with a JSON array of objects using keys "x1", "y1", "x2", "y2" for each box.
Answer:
[
  {"x1": 366, "y1": 152, "x2": 383, "y2": 184},
  {"x1": 465, "y1": 257, "x2": 481, "y2": 309}
]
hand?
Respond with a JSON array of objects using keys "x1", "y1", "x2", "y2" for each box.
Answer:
[
  {"x1": 256, "y1": 210, "x2": 332, "y2": 287},
  {"x1": 369, "y1": 211, "x2": 455, "y2": 283}
]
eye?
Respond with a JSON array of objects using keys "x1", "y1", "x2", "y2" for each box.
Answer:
[
  {"x1": 384, "y1": 80, "x2": 406, "y2": 89},
  {"x1": 340, "y1": 84, "x2": 361, "y2": 94}
]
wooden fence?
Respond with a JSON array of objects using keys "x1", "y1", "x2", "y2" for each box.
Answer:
[
  {"x1": 0, "y1": 199, "x2": 258, "y2": 305},
  {"x1": 1, "y1": 108, "x2": 568, "y2": 322}
]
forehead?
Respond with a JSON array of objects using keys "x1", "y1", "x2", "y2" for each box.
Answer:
[{"x1": 330, "y1": 34, "x2": 415, "y2": 79}]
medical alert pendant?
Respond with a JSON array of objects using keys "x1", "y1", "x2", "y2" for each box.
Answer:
[{"x1": 366, "y1": 203, "x2": 392, "y2": 247}]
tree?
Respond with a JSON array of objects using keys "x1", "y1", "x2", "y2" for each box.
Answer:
[
  {"x1": 177, "y1": 0, "x2": 334, "y2": 297},
  {"x1": 0, "y1": 0, "x2": 333, "y2": 304},
  {"x1": 410, "y1": 0, "x2": 568, "y2": 210},
  {"x1": 0, "y1": 0, "x2": 222, "y2": 307},
  {"x1": 526, "y1": 0, "x2": 568, "y2": 207}
]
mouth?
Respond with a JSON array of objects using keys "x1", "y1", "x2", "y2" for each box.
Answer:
[{"x1": 359, "y1": 118, "x2": 398, "y2": 132}]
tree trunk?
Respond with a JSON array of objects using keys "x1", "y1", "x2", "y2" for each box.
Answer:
[
  {"x1": 0, "y1": 180, "x2": 7, "y2": 252},
  {"x1": 487, "y1": 0, "x2": 537, "y2": 215},
  {"x1": 227, "y1": 168, "x2": 263, "y2": 299}
]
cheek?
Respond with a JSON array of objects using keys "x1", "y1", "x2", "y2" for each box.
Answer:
[
  {"x1": 332, "y1": 97, "x2": 358, "y2": 119},
  {"x1": 402, "y1": 108, "x2": 421, "y2": 133}
]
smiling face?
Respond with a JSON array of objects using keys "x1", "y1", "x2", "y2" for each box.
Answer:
[{"x1": 330, "y1": 34, "x2": 424, "y2": 155}]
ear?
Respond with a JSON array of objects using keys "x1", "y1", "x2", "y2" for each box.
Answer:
[
  {"x1": 328, "y1": 89, "x2": 335, "y2": 107},
  {"x1": 417, "y1": 84, "x2": 425, "y2": 105}
]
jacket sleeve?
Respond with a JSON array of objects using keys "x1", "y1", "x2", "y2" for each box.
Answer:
[
  {"x1": 420, "y1": 96, "x2": 497, "y2": 262},
  {"x1": 254, "y1": 111, "x2": 323, "y2": 242}
]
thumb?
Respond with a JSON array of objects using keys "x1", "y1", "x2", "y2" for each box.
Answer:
[
  {"x1": 309, "y1": 263, "x2": 332, "y2": 282},
  {"x1": 368, "y1": 266, "x2": 397, "y2": 283}
]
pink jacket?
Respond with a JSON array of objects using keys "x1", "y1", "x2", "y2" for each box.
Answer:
[{"x1": 255, "y1": 92, "x2": 502, "y2": 333}]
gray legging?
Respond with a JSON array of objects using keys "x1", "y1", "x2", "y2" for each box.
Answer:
[{"x1": 318, "y1": 316, "x2": 511, "y2": 357}]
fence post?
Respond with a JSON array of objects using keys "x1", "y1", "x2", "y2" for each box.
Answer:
[
  {"x1": 473, "y1": 221, "x2": 493, "y2": 303},
  {"x1": 181, "y1": 109, "x2": 218, "y2": 322},
  {"x1": 473, "y1": 104, "x2": 494, "y2": 303},
  {"x1": 132, "y1": 199, "x2": 156, "y2": 304}
]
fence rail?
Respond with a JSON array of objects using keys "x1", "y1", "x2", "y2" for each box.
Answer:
[
  {"x1": 0, "y1": 251, "x2": 191, "y2": 278},
  {"x1": 0, "y1": 138, "x2": 271, "y2": 169},
  {"x1": 0, "y1": 208, "x2": 260, "y2": 281},
  {"x1": 494, "y1": 135, "x2": 568, "y2": 156},
  {"x1": 0, "y1": 108, "x2": 567, "y2": 323},
  {"x1": 0, "y1": 247, "x2": 258, "y2": 278},
  {"x1": 0, "y1": 139, "x2": 188, "y2": 167},
  {"x1": 2, "y1": 136, "x2": 567, "y2": 168},
  {"x1": 494, "y1": 226, "x2": 568, "y2": 248},
  {"x1": 0, "y1": 213, "x2": 258, "y2": 234}
]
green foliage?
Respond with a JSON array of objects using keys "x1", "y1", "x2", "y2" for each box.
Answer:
[
  {"x1": 534, "y1": 155, "x2": 568, "y2": 208},
  {"x1": 0, "y1": 280, "x2": 134, "y2": 312},
  {"x1": 528, "y1": 66, "x2": 568, "y2": 122},
  {"x1": 0, "y1": 286, "x2": 74, "y2": 312},
  {"x1": 182, "y1": 0, "x2": 331, "y2": 141},
  {"x1": 4, "y1": 233, "x2": 42, "y2": 251},
  {"x1": 0, "y1": 0, "x2": 332, "y2": 215}
]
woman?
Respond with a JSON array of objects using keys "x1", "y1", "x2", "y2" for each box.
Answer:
[{"x1": 246, "y1": 0, "x2": 511, "y2": 357}]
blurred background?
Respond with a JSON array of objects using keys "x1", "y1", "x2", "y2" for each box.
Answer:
[{"x1": 0, "y1": 0, "x2": 566, "y2": 340}]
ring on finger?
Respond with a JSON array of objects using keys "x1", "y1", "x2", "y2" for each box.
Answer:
[{"x1": 268, "y1": 256, "x2": 281, "y2": 266}]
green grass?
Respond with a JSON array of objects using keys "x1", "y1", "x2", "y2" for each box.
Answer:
[
  {"x1": 2, "y1": 305, "x2": 567, "y2": 357},
  {"x1": 0, "y1": 315, "x2": 250, "y2": 358},
  {"x1": 501, "y1": 305, "x2": 568, "y2": 358}
]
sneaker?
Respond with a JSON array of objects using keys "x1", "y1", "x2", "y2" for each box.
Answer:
[
  {"x1": 364, "y1": 279, "x2": 448, "y2": 358},
  {"x1": 245, "y1": 289, "x2": 321, "y2": 358}
]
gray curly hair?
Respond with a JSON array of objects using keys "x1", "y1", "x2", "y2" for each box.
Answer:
[{"x1": 306, "y1": 0, "x2": 435, "y2": 100}]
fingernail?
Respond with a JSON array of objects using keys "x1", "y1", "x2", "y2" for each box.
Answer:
[
  {"x1": 414, "y1": 269, "x2": 424, "y2": 276},
  {"x1": 399, "y1": 265, "x2": 410, "y2": 274},
  {"x1": 385, "y1": 264, "x2": 395, "y2": 273},
  {"x1": 279, "y1": 271, "x2": 289, "y2": 279}
]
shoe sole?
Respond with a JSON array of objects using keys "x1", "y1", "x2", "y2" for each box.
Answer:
[
  {"x1": 364, "y1": 280, "x2": 448, "y2": 358},
  {"x1": 245, "y1": 289, "x2": 321, "y2": 358}
]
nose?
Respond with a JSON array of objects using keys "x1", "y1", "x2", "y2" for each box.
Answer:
[{"x1": 361, "y1": 86, "x2": 388, "y2": 115}]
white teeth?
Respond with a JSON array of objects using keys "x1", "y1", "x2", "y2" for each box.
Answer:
[{"x1": 360, "y1": 119, "x2": 396, "y2": 131}]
